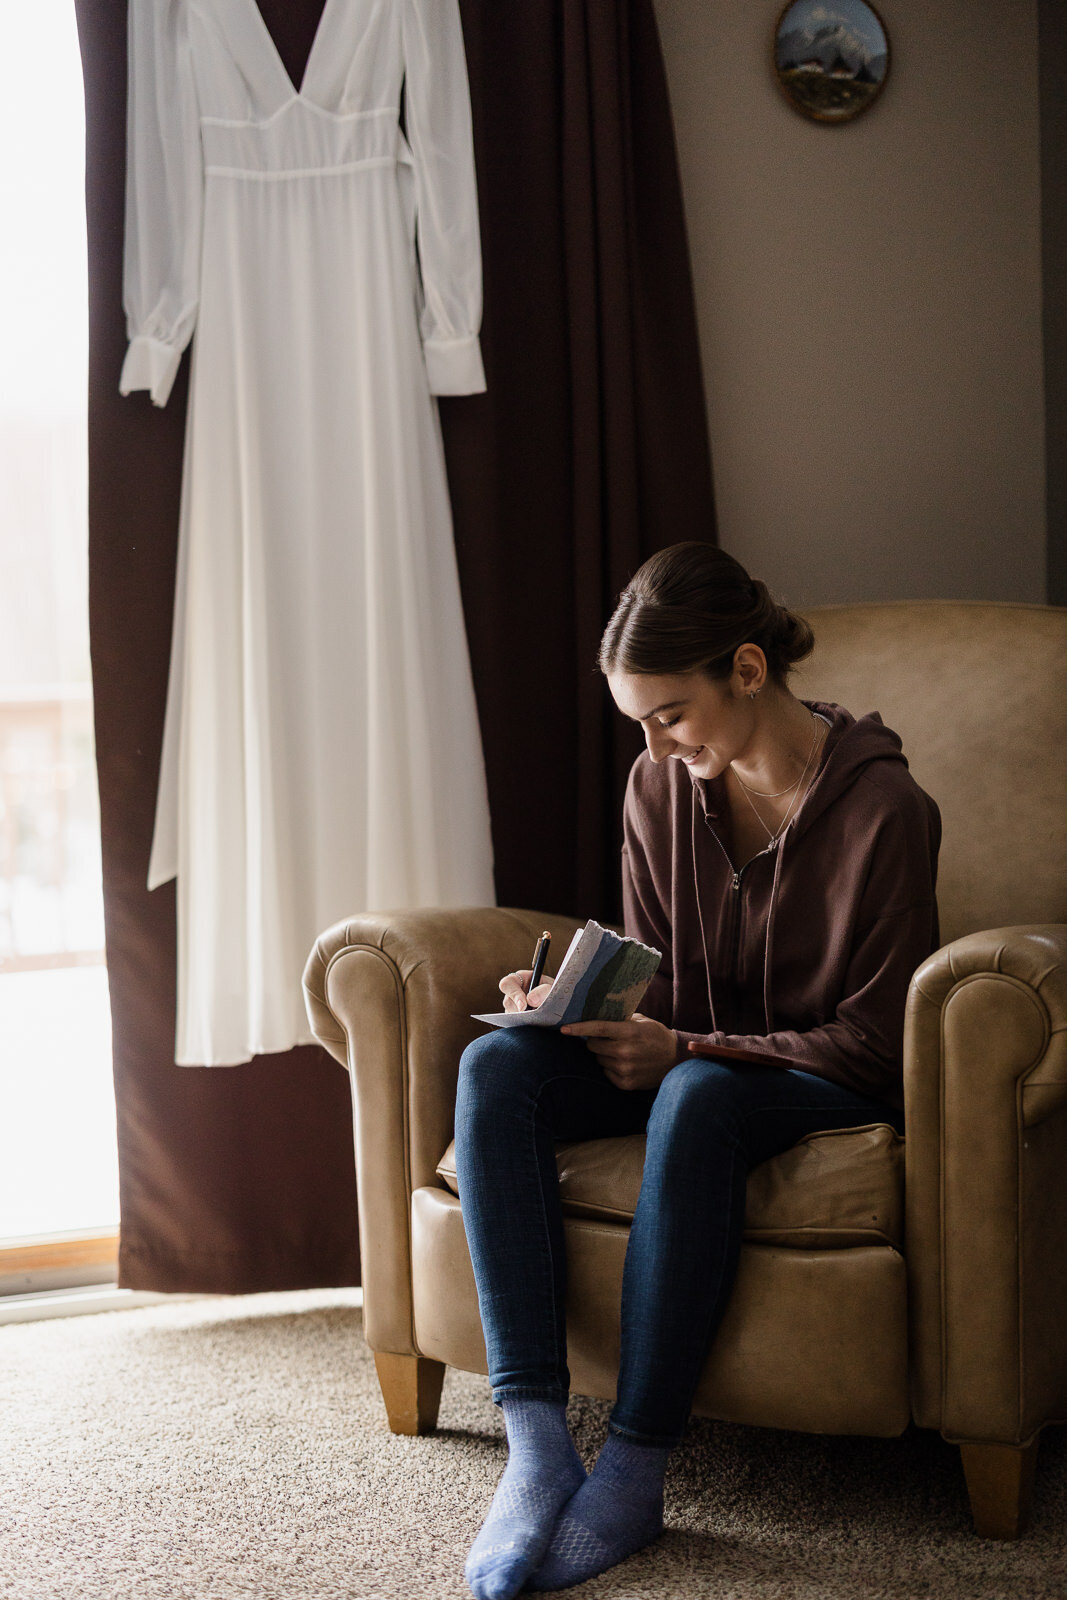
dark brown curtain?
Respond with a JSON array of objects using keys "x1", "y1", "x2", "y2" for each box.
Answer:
[
  {"x1": 75, "y1": 0, "x2": 715, "y2": 1294},
  {"x1": 446, "y1": 0, "x2": 716, "y2": 917}
]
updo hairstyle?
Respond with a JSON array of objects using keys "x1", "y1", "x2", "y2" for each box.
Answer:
[{"x1": 598, "y1": 542, "x2": 814, "y2": 689}]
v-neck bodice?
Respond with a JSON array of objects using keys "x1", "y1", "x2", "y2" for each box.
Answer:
[
  {"x1": 240, "y1": 0, "x2": 339, "y2": 106},
  {"x1": 188, "y1": 0, "x2": 405, "y2": 126},
  {"x1": 181, "y1": 0, "x2": 413, "y2": 183},
  {"x1": 248, "y1": 0, "x2": 328, "y2": 99}
]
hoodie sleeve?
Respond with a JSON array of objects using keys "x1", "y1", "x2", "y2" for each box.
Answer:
[
  {"x1": 620, "y1": 758, "x2": 683, "y2": 1031},
  {"x1": 684, "y1": 797, "x2": 942, "y2": 1108},
  {"x1": 621, "y1": 841, "x2": 675, "y2": 1028}
]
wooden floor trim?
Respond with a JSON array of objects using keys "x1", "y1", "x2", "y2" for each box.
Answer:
[{"x1": 0, "y1": 1231, "x2": 120, "y2": 1275}]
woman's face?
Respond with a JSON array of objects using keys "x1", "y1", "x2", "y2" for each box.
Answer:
[{"x1": 607, "y1": 668, "x2": 748, "y2": 781}]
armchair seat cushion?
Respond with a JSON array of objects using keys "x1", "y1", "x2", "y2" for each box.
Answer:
[{"x1": 436, "y1": 1121, "x2": 904, "y2": 1250}]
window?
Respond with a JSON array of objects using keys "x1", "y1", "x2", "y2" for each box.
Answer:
[{"x1": 0, "y1": 0, "x2": 118, "y2": 1270}]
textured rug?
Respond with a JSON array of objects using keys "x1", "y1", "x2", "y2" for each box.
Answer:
[{"x1": 0, "y1": 1289, "x2": 1063, "y2": 1600}]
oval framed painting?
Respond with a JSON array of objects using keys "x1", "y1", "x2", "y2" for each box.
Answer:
[{"x1": 774, "y1": 0, "x2": 890, "y2": 124}]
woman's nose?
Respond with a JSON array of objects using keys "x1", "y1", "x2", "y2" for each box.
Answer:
[{"x1": 644, "y1": 725, "x2": 674, "y2": 763}]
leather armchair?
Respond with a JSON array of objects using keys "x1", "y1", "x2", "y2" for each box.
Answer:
[{"x1": 303, "y1": 600, "x2": 1067, "y2": 1538}]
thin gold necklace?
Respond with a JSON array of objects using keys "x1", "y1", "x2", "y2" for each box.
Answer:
[
  {"x1": 734, "y1": 711, "x2": 823, "y2": 796},
  {"x1": 735, "y1": 715, "x2": 823, "y2": 845}
]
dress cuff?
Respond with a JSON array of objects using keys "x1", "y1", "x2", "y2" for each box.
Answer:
[
  {"x1": 423, "y1": 334, "x2": 486, "y2": 396},
  {"x1": 119, "y1": 336, "x2": 183, "y2": 407}
]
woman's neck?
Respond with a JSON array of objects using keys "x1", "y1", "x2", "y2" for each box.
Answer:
[{"x1": 728, "y1": 690, "x2": 826, "y2": 798}]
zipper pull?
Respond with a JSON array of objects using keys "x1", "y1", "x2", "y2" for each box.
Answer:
[{"x1": 731, "y1": 871, "x2": 741, "y2": 891}]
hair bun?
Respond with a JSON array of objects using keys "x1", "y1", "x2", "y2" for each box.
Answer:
[
  {"x1": 598, "y1": 542, "x2": 817, "y2": 686},
  {"x1": 772, "y1": 606, "x2": 815, "y2": 667}
]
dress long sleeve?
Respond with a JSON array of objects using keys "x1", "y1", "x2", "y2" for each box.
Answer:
[
  {"x1": 119, "y1": 0, "x2": 203, "y2": 408},
  {"x1": 400, "y1": 0, "x2": 487, "y2": 396}
]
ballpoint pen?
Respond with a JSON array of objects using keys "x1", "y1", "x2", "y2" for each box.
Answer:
[{"x1": 525, "y1": 930, "x2": 551, "y2": 995}]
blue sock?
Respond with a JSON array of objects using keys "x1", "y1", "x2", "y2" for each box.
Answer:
[
  {"x1": 527, "y1": 1429, "x2": 669, "y2": 1590},
  {"x1": 464, "y1": 1397, "x2": 587, "y2": 1600}
]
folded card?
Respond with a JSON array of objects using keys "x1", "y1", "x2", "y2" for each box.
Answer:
[{"x1": 472, "y1": 919, "x2": 662, "y2": 1030}]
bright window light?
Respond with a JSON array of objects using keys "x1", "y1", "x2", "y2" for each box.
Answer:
[{"x1": 0, "y1": 0, "x2": 118, "y2": 1244}]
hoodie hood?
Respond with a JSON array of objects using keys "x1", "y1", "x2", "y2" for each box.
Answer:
[{"x1": 693, "y1": 702, "x2": 911, "y2": 837}]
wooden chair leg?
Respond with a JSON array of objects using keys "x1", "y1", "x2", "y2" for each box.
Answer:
[
  {"x1": 959, "y1": 1437, "x2": 1039, "y2": 1539},
  {"x1": 374, "y1": 1351, "x2": 446, "y2": 1435}
]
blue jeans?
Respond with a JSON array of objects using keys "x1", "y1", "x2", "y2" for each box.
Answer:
[{"x1": 453, "y1": 1026, "x2": 905, "y2": 1448}]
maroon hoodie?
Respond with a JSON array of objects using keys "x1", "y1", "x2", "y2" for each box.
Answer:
[{"x1": 622, "y1": 700, "x2": 942, "y2": 1111}]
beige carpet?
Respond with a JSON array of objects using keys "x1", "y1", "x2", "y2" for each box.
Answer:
[{"x1": 0, "y1": 1289, "x2": 1063, "y2": 1600}]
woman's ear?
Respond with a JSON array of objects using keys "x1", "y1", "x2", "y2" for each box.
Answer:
[{"x1": 732, "y1": 643, "x2": 767, "y2": 699}]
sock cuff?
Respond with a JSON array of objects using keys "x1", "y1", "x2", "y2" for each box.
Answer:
[
  {"x1": 597, "y1": 1430, "x2": 671, "y2": 1492},
  {"x1": 500, "y1": 1396, "x2": 572, "y2": 1453}
]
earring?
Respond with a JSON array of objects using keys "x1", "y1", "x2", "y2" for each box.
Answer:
[{"x1": 748, "y1": 689, "x2": 760, "y2": 700}]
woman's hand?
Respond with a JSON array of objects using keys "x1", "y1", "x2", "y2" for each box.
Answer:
[
  {"x1": 499, "y1": 969, "x2": 553, "y2": 1013},
  {"x1": 560, "y1": 1012, "x2": 681, "y2": 1091}
]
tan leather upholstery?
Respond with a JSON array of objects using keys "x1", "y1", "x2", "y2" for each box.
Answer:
[
  {"x1": 303, "y1": 601, "x2": 1067, "y2": 1497},
  {"x1": 435, "y1": 1123, "x2": 905, "y2": 1249},
  {"x1": 903, "y1": 923, "x2": 1067, "y2": 1442},
  {"x1": 412, "y1": 1186, "x2": 909, "y2": 1436}
]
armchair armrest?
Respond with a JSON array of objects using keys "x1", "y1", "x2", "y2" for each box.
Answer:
[
  {"x1": 904, "y1": 923, "x2": 1067, "y2": 1444},
  {"x1": 302, "y1": 906, "x2": 584, "y2": 1354}
]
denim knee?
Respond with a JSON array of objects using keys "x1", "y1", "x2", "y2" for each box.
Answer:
[
  {"x1": 459, "y1": 1026, "x2": 545, "y2": 1096},
  {"x1": 458, "y1": 1027, "x2": 507, "y2": 1085},
  {"x1": 456, "y1": 1031, "x2": 506, "y2": 1130},
  {"x1": 647, "y1": 1057, "x2": 744, "y2": 1149},
  {"x1": 455, "y1": 1027, "x2": 556, "y2": 1138}
]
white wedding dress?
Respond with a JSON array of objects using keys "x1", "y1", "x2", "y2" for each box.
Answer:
[{"x1": 120, "y1": 0, "x2": 495, "y2": 1065}]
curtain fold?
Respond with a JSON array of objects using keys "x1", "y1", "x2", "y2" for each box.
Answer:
[
  {"x1": 76, "y1": 0, "x2": 715, "y2": 1294},
  {"x1": 443, "y1": 0, "x2": 716, "y2": 921}
]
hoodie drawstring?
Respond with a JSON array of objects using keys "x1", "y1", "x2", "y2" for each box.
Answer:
[
  {"x1": 691, "y1": 787, "x2": 719, "y2": 1035},
  {"x1": 762, "y1": 826, "x2": 787, "y2": 1036}
]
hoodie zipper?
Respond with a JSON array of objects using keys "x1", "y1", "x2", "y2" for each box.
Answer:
[
  {"x1": 705, "y1": 819, "x2": 775, "y2": 991},
  {"x1": 728, "y1": 866, "x2": 744, "y2": 990},
  {"x1": 727, "y1": 850, "x2": 770, "y2": 983},
  {"x1": 691, "y1": 709, "x2": 835, "y2": 1035}
]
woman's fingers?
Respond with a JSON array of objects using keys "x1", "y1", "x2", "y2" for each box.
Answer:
[
  {"x1": 500, "y1": 970, "x2": 531, "y2": 1006},
  {"x1": 585, "y1": 1043, "x2": 627, "y2": 1068},
  {"x1": 500, "y1": 970, "x2": 548, "y2": 1012}
]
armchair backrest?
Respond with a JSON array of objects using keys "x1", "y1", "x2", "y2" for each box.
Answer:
[{"x1": 792, "y1": 601, "x2": 1067, "y2": 944}]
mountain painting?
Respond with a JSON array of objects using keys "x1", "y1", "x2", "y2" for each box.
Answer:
[{"x1": 775, "y1": 0, "x2": 889, "y2": 122}]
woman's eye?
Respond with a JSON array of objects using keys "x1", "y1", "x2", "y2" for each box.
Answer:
[{"x1": 659, "y1": 716, "x2": 680, "y2": 729}]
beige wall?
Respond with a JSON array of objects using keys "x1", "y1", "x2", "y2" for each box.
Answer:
[{"x1": 653, "y1": 0, "x2": 1046, "y2": 607}]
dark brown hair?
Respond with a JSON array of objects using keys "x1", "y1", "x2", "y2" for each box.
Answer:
[{"x1": 598, "y1": 542, "x2": 814, "y2": 688}]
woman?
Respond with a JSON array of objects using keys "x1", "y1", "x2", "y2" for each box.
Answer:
[{"x1": 454, "y1": 543, "x2": 941, "y2": 1599}]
